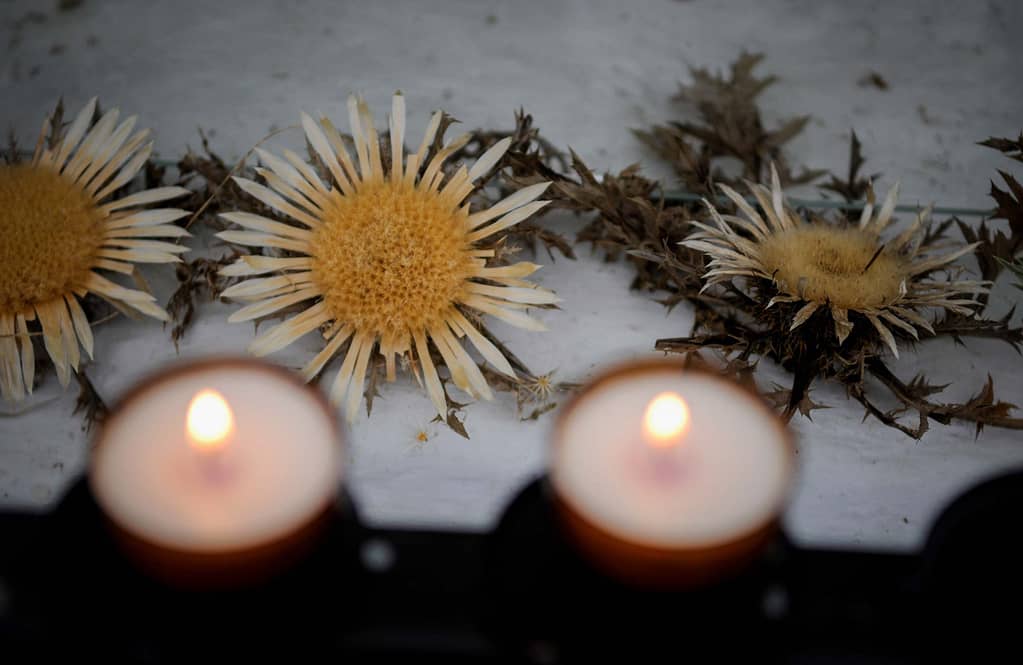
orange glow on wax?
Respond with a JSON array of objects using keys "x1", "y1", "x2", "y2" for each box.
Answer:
[
  {"x1": 643, "y1": 392, "x2": 690, "y2": 449},
  {"x1": 186, "y1": 389, "x2": 234, "y2": 453}
]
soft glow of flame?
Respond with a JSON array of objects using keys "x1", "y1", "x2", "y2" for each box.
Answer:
[
  {"x1": 643, "y1": 392, "x2": 690, "y2": 448},
  {"x1": 186, "y1": 389, "x2": 234, "y2": 453}
]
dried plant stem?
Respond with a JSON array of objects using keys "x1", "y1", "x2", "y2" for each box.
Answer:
[
  {"x1": 930, "y1": 312, "x2": 1022, "y2": 346},
  {"x1": 848, "y1": 383, "x2": 928, "y2": 439},
  {"x1": 866, "y1": 358, "x2": 1023, "y2": 431}
]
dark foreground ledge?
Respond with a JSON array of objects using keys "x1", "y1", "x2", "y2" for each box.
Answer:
[{"x1": 2, "y1": 471, "x2": 1022, "y2": 663}]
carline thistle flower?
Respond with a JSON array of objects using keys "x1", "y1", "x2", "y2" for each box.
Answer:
[{"x1": 218, "y1": 93, "x2": 559, "y2": 421}]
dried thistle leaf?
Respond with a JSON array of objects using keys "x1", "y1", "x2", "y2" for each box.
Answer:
[
  {"x1": 166, "y1": 253, "x2": 241, "y2": 350},
  {"x1": 638, "y1": 51, "x2": 824, "y2": 190},
  {"x1": 819, "y1": 131, "x2": 879, "y2": 203},
  {"x1": 933, "y1": 307, "x2": 1022, "y2": 352},
  {"x1": 998, "y1": 257, "x2": 1023, "y2": 290},
  {"x1": 765, "y1": 384, "x2": 828, "y2": 420},
  {"x1": 979, "y1": 134, "x2": 1023, "y2": 163},
  {"x1": 965, "y1": 137, "x2": 1023, "y2": 288},
  {"x1": 73, "y1": 365, "x2": 107, "y2": 432}
]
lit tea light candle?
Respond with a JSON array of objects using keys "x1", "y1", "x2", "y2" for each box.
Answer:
[
  {"x1": 90, "y1": 358, "x2": 343, "y2": 586},
  {"x1": 643, "y1": 391, "x2": 691, "y2": 446},
  {"x1": 550, "y1": 360, "x2": 795, "y2": 587},
  {"x1": 186, "y1": 388, "x2": 234, "y2": 451}
]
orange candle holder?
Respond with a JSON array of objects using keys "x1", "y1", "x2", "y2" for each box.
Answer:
[
  {"x1": 548, "y1": 359, "x2": 796, "y2": 589},
  {"x1": 89, "y1": 357, "x2": 346, "y2": 589}
]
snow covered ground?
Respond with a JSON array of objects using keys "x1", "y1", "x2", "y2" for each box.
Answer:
[{"x1": 2, "y1": 0, "x2": 1021, "y2": 551}]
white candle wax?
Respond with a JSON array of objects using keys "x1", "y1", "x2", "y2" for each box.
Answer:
[
  {"x1": 91, "y1": 360, "x2": 342, "y2": 555},
  {"x1": 552, "y1": 364, "x2": 793, "y2": 552}
]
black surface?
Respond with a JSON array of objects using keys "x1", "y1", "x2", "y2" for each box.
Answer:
[{"x1": 2, "y1": 470, "x2": 1023, "y2": 662}]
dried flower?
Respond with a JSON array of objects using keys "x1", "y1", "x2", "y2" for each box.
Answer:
[
  {"x1": 0, "y1": 98, "x2": 190, "y2": 401},
  {"x1": 218, "y1": 93, "x2": 558, "y2": 421},
  {"x1": 560, "y1": 50, "x2": 1023, "y2": 437},
  {"x1": 683, "y1": 165, "x2": 986, "y2": 358}
]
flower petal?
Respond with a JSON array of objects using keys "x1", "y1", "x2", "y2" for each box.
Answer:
[
  {"x1": 467, "y1": 182, "x2": 550, "y2": 229},
  {"x1": 789, "y1": 302, "x2": 820, "y2": 331},
  {"x1": 867, "y1": 313, "x2": 899, "y2": 358},
  {"x1": 301, "y1": 324, "x2": 353, "y2": 382},
  {"x1": 466, "y1": 200, "x2": 550, "y2": 242},
  {"x1": 468, "y1": 137, "x2": 511, "y2": 182},
  {"x1": 413, "y1": 328, "x2": 446, "y2": 419}
]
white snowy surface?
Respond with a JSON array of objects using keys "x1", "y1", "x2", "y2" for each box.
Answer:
[{"x1": 1, "y1": 0, "x2": 1021, "y2": 551}]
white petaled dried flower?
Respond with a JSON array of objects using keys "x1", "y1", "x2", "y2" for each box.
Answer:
[
  {"x1": 218, "y1": 93, "x2": 558, "y2": 421},
  {"x1": 0, "y1": 98, "x2": 190, "y2": 401}
]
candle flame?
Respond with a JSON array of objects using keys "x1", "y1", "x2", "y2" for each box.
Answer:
[
  {"x1": 186, "y1": 389, "x2": 234, "y2": 453},
  {"x1": 643, "y1": 392, "x2": 690, "y2": 449}
]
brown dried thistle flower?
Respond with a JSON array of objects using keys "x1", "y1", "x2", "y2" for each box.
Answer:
[
  {"x1": 217, "y1": 93, "x2": 559, "y2": 422},
  {"x1": 564, "y1": 50, "x2": 1022, "y2": 438},
  {"x1": 0, "y1": 98, "x2": 190, "y2": 401},
  {"x1": 683, "y1": 165, "x2": 987, "y2": 359},
  {"x1": 552, "y1": 141, "x2": 1019, "y2": 436}
]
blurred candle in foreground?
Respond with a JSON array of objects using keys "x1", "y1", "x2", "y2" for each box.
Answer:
[
  {"x1": 90, "y1": 359, "x2": 343, "y2": 587},
  {"x1": 550, "y1": 360, "x2": 794, "y2": 587}
]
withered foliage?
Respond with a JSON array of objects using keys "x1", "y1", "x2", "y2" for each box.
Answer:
[
  {"x1": 979, "y1": 134, "x2": 1023, "y2": 163},
  {"x1": 175, "y1": 129, "x2": 270, "y2": 230},
  {"x1": 1000, "y1": 256, "x2": 1023, "y2": 291},
  {"x1": 166, "y1": 254, "x2": 240, "y2": 350},
  {"x1": 959, "y1": 135, "x2": 1023, "y2": 285},
  {"x1": 73, "y1": 365, "x2": 108, "y2": 433},
  {"x1": 552, "y1": 53, "x2": 1022, "y2": 438},
  {"x1": 936, "y1": 136, "x2": 1023, "y2": 345},
  {"x1": 161, "y1": 130, "x2": 294, "y2": 346},
  {"x1": 564, "y1": 156, "x2": 700, "y2": 307},
  {"x1": 633, "y1": 51, "x2": 824, "y2": 195},
  {"x1": 818, "y1": 131, "x2": 878, "y2": 203}
]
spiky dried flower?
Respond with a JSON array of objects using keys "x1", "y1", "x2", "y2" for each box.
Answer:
[
  {"x1": 217, "y1": 93, "x2": 559, "y2": 421},
  {"x1": 0, "y1": 98, "x2": 190, "y2": 401},
  {"x1": 683, "y1": 165, "x2": 987, "y2": 359},
  {"x1": 552, "y1": 51, "x2": 1023, "y2": 437}
]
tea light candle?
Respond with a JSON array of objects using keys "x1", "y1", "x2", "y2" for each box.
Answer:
[
  {"x1": 90, "y1": 358, "x2": 343, "y2": 586},
  {"x1": 550, "y1": 360, "x2": 795, "y2": 587}
]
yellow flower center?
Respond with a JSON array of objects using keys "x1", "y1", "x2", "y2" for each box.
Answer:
[
  {"x1": 759, "y1": 226, "x2": 906, "y2": 310},
  {"x1": 0, "y1": 165, "x2": 104, "y2": 313},
  {"x1": 311, "y1": 179, "x2": 475, "y2": 340}
]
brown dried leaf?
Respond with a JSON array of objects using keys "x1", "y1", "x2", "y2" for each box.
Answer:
[
  {"x1": 167, "y1": 253, "x2": 241, "y2": 350},
  {"x1": 979, "y1": 134, "x2": 1023, "y2": 163},
  {"x1": 642, "y1": 51, "x2": 823, "y2": 189},
  {"x1": 73, "y1": 365, "x2": 107, "y2": 433},
  {"x1": 819, "y1": 131, "x2": 879, "y2": 203}
]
